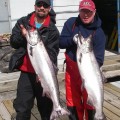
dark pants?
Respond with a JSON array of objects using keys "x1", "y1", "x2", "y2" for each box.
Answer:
[
  {"x1": 13, "y1": 71, "x2": 53, "y2": 120},
  {"x1": 67, "y1": 106, "x2": 95, "y2": 120}
]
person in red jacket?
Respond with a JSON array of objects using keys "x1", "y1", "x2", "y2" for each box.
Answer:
[
  {"x1": 9, "y1": 0, "x2": 59, "y2": 119},
  {"x1": 59, "y1": 0, "x2": 106, "y2": 120}
]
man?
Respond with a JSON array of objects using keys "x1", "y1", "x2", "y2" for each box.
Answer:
[
  {"x1": 59, "y1": 0, "x2": 106, "y2": 120},
  {"x1": 9, "y1": 0, "x2": 59, "y2": 119}
]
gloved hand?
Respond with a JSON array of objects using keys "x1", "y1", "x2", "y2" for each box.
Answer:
[{"x1": 73, "y1": 34, "x2": 79, "y2": 44}]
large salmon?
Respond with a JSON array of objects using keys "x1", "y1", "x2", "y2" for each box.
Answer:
[
  {"x1": 25, "y1": 30, "x2": 69, "y2": 120},
  {"x1": 73, "y1": 33, "x2": 106, "y2": 120}
]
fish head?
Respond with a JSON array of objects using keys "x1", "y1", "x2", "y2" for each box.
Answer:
[
  {"x1": 77, "y1": 34, "x2": 93, "y2": 53},
  {"x1": 26, "y1": 30, "x2": 39, "y2": 46}
]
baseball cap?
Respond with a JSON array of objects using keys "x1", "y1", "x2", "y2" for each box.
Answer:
[
  {"x1": 79, "y1": 0, "x2": 96, "y2": 12},
  {"x1": 35, "y1": 0, "x2": 51, "y2": 6}
]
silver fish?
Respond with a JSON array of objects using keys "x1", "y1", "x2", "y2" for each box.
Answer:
[
  {"x1": 73, "y1": 34, "x2": 106, "y2": 120},
  {"x1": 25, "y1": 30, "x2": 69, "y2": 120}
]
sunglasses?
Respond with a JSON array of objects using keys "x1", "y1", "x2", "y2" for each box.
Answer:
[
  {"x1": 80, "y1": 9, "x2": 94, "y2": 16},
  {"x1": 36, "y1": 2, "x2": 50, "y2": 8}
]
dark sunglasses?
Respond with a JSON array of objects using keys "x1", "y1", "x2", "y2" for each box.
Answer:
[{"x1": 36, "y1": 2, "x2": 50, "y2": 8}]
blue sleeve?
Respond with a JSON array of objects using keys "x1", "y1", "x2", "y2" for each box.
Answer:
[
  {"x1": 59, "y1": 18, "x2": 76, "y2": 49},
  {"x1": 93, "y1": 28, "x2": 106, "y2": 67}
]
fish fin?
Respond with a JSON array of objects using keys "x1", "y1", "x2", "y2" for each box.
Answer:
[
  {"x1": 87, "y1": 100, "x2": 94, "y2": 107},
  {"x1": 94, "y1": 112, "x2": 107, "y2": 120},
  {"x1": 50, "y1": 107, "x2": 70, "y2": 120},
  {"x1": 87, "y1": 95, "x2": 94, "y2": 107},
  {"x1": 81, "y1": 82, "x2": 84, "y2": 91},
  {"x1": 100, "y1": 68, "x2": 107, "y2": 83},
  {"x1": 42, "y1": 91, "x2": 51, "y2": 98},
  {"x1": 78, "y1": 53, "x2": 82, "y2": 63},
  {"x1": 81, "y1": 78, "x2": 85, "y2": 91},
  {"x1": 36, "y1": 75, "x2": 41, "y2": 82},
  {"x1": 101, "y1": 72, "x2": 107, "y2": 83},
  {"x1": 29, "y1": 46, "x2": 33, "y2": 56}
]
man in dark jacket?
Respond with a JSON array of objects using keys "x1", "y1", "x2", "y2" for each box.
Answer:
[
  {"x1": 59, "y1": 0, "x2": 106, "y2": 120},
  {"x1": 9, "y1": 0, "x2": 59, "y2": 119}
]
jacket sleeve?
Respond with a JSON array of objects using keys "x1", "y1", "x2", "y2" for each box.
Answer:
[
  {"x1": 59, "y1": 19, "x2": 76, "y2": 49},
  {"x1": 10, "y1": 17, "x2": 27, "y2": 49},
  {"x1": 93, "y1": 28, "x2": 106, "y2": 67},
  {"x1": 46, "y1": 27, "x2": 60, "y2": 65}
]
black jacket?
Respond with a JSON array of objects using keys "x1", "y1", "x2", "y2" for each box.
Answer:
[{"x1": 9, "y1": 11, "x2": 59, "y2": 71}]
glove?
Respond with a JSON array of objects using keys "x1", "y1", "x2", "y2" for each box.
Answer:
[{"x1": 73, "y1": 34, "x2": 79, "y2": 44}]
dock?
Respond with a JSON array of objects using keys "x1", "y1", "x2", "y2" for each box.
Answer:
[{"x1": 0, "y1": 50, "x2": 120, "y2": 120}]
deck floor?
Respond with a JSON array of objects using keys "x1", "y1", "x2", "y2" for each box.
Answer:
[
  {"x1": 0, "y1": 72, "x2": 120, "y2": 120},
  {"x1": 0, "y1": 83, "x2": 120, "y2": 120}
]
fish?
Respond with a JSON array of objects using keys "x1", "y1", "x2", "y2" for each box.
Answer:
[
  {"x1": 25, "y1": 30, "x2": 69, "y2": 120},
  {"x1": 73, "y1": 33, "x2": 106, "y2": 120}
]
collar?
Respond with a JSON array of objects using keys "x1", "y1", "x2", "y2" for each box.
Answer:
[{"x1": 29, "y1": 13, "x2": 50, "y2": 29}]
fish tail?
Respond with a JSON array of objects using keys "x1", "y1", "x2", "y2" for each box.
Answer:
[
  {"x1": 94, "y1": 112, "x2": 106, "y2": 120},
  {"x1": 50, "y1": 107, "x2": 70, "y2": 120}
]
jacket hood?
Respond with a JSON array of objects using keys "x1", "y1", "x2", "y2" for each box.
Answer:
[
  {"x1": 76, "y1": 13, "x2": 102, "y2": 30},
  {"x1": 49, "y1": 8, "x2": 56, "y2": 24}
]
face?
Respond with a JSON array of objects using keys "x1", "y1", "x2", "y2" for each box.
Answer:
[
  {"x1": 35, "y1": 2, "x2": 51, "y2": 19},
  {"x1": 79, "y1": 9, "x2": 96, "y2": 24}
]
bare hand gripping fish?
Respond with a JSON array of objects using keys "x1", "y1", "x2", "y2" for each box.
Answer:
[
  {"x1": 73, "y1": 33, "x2": 106, "y2": 120},
  {"x1": 25, "y1": 30, "x2": 69, "y2": 120}
]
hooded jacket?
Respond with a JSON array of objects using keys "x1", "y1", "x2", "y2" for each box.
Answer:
[
  {"x1": 9, "y1": 10, "x2": 59, "y2": 72},
  {"x1": 59, "y1": 14, "x2": 106, "y2": 66}
]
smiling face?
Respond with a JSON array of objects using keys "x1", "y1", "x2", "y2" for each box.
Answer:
[
  {"x1": 34, "y1": 1, "x2": 51, "y2": 19},
  {"x1": 79, "y1": 9, "x2": 96, "y2": 24}
]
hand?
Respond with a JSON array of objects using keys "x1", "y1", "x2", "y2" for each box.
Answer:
[
  {"x1": 73, "y1": 34, "x2": 79, "y2": 44},
  {"x1": 20, "y1": 24, "x2": 27, "y2": 37}
]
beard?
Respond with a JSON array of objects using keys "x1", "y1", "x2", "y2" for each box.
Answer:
[
  {"x1": 37, "y1": 13, "x2": 46, "y2": 19},
  {"x1": 36, "y1": 10, "x2": 47, "y2": 19}
]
